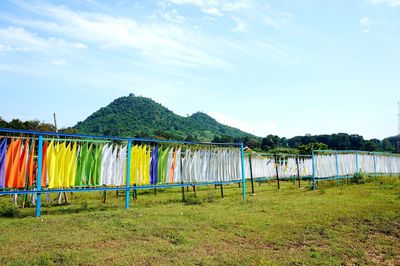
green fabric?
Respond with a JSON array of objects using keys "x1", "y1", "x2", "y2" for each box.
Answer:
[
  {"x1": 75, "y1": 143, "x2": 87, "y2": 186},
  {"x1": 85, "y1": 144, "x2": 93, "y2": 186},
  {"x1": 157, "y1": 148, "x2": 163, "y2": 183},
  {"x1": 91, "y1": 144, "x2": 103, "y2": 186},
  {"x1": 158, "y1": 148, "x2": 170, "y2": 183}
]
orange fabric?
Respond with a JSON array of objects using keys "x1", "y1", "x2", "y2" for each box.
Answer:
[
  {"x1": 27, "y1": 141, "x2": 35, "y2": 186},
  {"x1": 169, "y1": 150, "x2": 177, "y2": 183},
  {"x1": 5, "y1": 139, "x2": 21, "y2": 188},
  {"x1": 16, "y1": 140, "x2": 29, "y2": 188}
]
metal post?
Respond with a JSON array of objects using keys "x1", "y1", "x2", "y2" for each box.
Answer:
[
  {"x1": 36, "y1": 135, "x2": 43, "y2": 217},
  {"x1": 240, "y1": 143, "x2": 246, "y2": 202},
  {"x1": 125, "y1": 140, "x2": 132, "y2": 209},
  {"x1": 181, "y1": 182, "x2": 185, "y2": 202},
  {"x1": 335, "y1": 152, "x2": 339, "y2": 186},
  {"x1": 248, "y1": 154, "x2": 255, "y2": 195},
  {"x1": 274, "y1": 154, "x2": 280, "y2": 190},
  {"x1": 133, "y1": 184, "x2": 137, "y2": 200},
  {"x1": 311, "y1": 151, "x2": 315, "y2": 190},
  {"x1": 296, "y1": 155, "x2": 301, "y2": 188},
  {"x1": 373, "y1": 153, "x2": 377, "y2": 177},
  {"x1": 220, "y1": 183, "x2": 224, "y2": 198}
]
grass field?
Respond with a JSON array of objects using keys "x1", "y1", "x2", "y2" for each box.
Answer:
[{"x1": 0, "y1": 177, "x2": 399, "y2": 265}]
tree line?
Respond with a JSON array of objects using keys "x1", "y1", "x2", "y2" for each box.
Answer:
[
  {"x1": 1, "y1": 117, "x2": 398, "y2": 154},
  {"x1": 223, "y1": 133, "x2": 399, "y2": 154}
]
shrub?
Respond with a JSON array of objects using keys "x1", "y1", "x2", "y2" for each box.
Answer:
[
  {"x1": 351, "y1": 171, "x2": 367, "y2": 184},
  {"x1": 183, "y1": 195, "x2": 202, "y2": 205},
  {"x1": 0, "y1": 204, "x2": 21, "y2": 218}
]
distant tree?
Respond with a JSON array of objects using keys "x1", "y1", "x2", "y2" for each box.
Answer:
[
  {"x1": 268, "y1": 147, "x2": 299, "y2": 155},
  {"x1": 244, "y1": 137, "x2": 261, "y2": 149},
  {"x1": 8, "y1": 119, "x2": 24, "y2": 129},
  {"x1": 279, "y1": 137, "x2": 288, "y2": 147},
  {"x1": 0, "y1": 117, "x2": 7, "y2": 128},
  {"x1": 349, "y1": 134, "x2": 364, "y2": 150},
  {"x1": 298, "y1": 142, "x2": 329, "y2": 155},
  {"x1": 59, "y1": 127, "x2": 78, "y2": 134},
  {"x1": 363, "y1": 141, "x2": 378, "y2": 151},
  {"x1": 185, "y1": 134, "x2": 198, "y2": 141},
  {"x1": 219, "y1": 135, "x2": 234, "y2": 143},
  {"x1": 261, "y1": 135, "x2": 280, "y2": 151},
  {"x1": 382, "y1": 139, "x2": 395, "y2": 152}
]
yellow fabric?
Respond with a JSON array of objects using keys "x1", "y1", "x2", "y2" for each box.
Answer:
[
  {"x1": 129, "y1": 145, "x2": 151, "y2": 185},
  {"x1": 46, "y1": 141, "x2": 56, "y2": 188},
  {"x1": 143, "y1": 146, "x2": 151, "y2": 185},
  {"x1": 68, "y1": 142, "x2": 77, "y2": 187},
  {"x1": 57, "y1": 142, "x2": 67, "y2": 188},
  {"x1": 47, "y1": 141, "x2": 78, "y2": 188}
]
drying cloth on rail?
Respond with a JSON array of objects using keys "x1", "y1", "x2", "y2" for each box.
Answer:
[
  {"x1": 27, "y1": 141, "x2": 35, "y2": 187},
  {"x1": 150, "y1": 147, "x2": 158, "y2": 185},
  {"x1": 0, "y1": 137, "x2": 243, "y2": 188},
  {"x1": 41, "y1": 141, "x2": 48, "y2": 187},
  {"x1": 0, "y1": 139, "x2": 7, "y2": 188},
  {"x1": 129, "y1": 145, "x2": 151, "y2": 185},
  {"x1": 5, "y1": 139, "x2": 23, "y2": 188}
]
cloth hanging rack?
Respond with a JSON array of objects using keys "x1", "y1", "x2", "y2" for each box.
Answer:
[
  {"x1": 0, "y1": 135, "x2": 38, "y2": 140},
  {"x1": 43, "y1": 137, "x2": 112, "y2": 143}
]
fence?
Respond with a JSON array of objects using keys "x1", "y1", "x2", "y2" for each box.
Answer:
[
  {"x1": 245, "y1": 153, "x2": 312, "y2": 192},
  {"x1": 0, "y1": 128, "x2": 246, "y2": 217},
  {"x1": 312, "y1": 150, "x2": 400, "y2": 189},
  {"x1": 1, "y1": 126, "x2": 399, "y2": 218}
]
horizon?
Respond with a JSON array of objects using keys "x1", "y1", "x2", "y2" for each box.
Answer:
[
  {"x1": 0, "y1": 93, "x2": 398, "y2": 140},
  {"x1": 0, "y1": 1, "x2": 399, "y2": 139}
]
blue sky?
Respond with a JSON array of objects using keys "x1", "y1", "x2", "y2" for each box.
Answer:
[{"x1": 0, "y1": 0, "x2": 399, "y2": 139}]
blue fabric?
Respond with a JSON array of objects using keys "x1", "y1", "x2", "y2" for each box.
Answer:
[
  {"x1": 0, "y1": 139, "x2": 7, "y2": 188},
  {"x1": 150, "y1": 147, "x2": 158, "y2": 185}
]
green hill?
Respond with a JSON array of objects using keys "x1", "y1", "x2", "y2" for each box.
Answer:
[{"x1": 74, "y1": 94, "x2": 253, "y2": 141}]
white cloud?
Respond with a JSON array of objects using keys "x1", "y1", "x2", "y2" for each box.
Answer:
[
  {"x1": 51, "y1": 59, "x2": 67, "y2": 65},
  {"x1": 223, "y1": 0, "x2": 252, "y2": 12},
  {"x1": 203, "y1": 7, "x2": 222, "y2": 16},
  {"x1": 232, "y1": 17, "x2": 246, "y2": 32},
  {"x1": 8, "y1": 1, "x2": 228, "y2": 68},
  {"x1": 368, "y1": 0, "x2": 400, "y2": 7},
  {"x1": 160, "y1": 9, "x2": 185, "y2": 24},
  {"x1": 168, "y1": 0, "x2": 251, "y2": 16},
  {"x1": 208, "y1": 112, "x2": 277, "y2": 137},
  {"x1": 359, "y1": 17, "x2": 373, "y2": 33},
  {"x1": 0, "y1": 26, "x2": 86, "y2": 52},
  {"x1": 264, "y1": 16, "x2": 280, "y2": 29},
  {"x1": 169, "y1": 0, "x2": 222, "y2": 16}
]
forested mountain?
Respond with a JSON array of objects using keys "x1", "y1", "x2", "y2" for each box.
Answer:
[
  {"x1": 1, "y1": 93, "x2": 398, "y2": 154},
  {"x1": 74, "y1": 94, "x2": 253, "y2": 141}
]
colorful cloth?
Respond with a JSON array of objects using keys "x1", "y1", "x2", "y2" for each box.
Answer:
[{"x1": 0, "y1": 139, "x2": 7, "y2": 188}]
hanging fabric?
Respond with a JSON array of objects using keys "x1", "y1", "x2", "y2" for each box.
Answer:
[
  {"x1": 66, "y1": 142, "x2": 77, "y2": 187},
  {"x1": 46, "y1": 140, "x2": 57, "y2": 188},
  {"x1": 92, "y1": 144, "x2": 103, "y2": 186},
  {"x1": 40, "y1": 141, "x2": 48, "y2": 187},
  {"x1": 75, "y1": 143, "x2": 88, "y2": 186},
  {"x1": 115, "y1": 145, "x2": 127, "y2": 186},
  {"x1": 0, "y1": 138, "x2": 7, "y2": 188},
  {"x1": 100, "y1": 144, "x2": 112, "y2": 185},
  {"x1": 150, "y1": 146, "x2": 158, "y2": 185},
  {"x1": 27, "y1": 140, "x2": 35, "y2": 187},
  {"x1": 5, "y1": 139, "x2": 21, "y2": 188}
]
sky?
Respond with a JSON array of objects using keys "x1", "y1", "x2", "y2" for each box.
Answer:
[{"x1": 0, "y1": 0, "x2": 399, "y2": 139}]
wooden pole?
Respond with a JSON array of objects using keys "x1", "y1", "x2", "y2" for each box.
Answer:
[
  {"x1": 248, "y1": 154, "x2": 255, "y2": 195},
  {"x1": 274, "y1": 154, "x2": 280, "y2": 191},
  {"x1": 296, "y1": 155, "x2": 301, "y2": 188}
]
